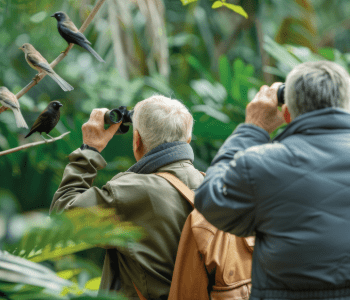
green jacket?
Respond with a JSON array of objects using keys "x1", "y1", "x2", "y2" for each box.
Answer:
[{"x1": 50, "y1": 148, "x2": 204, "y2": 299}]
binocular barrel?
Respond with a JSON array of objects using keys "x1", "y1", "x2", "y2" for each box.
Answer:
[
  {"x1": 104, "y1": 106, "x2": 134, "y2": 135},
  {"x1": 104, "y1": 109, "x2": 123, "y2": 125}
]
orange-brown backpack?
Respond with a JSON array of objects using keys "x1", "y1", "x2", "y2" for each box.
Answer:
[{"x1": 133, "y1": 172, "x2": 254, "y2": 300}]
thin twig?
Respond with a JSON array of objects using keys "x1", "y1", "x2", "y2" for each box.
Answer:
[
  {"x1": 0, "y1": 132, "x2": 71, "y2": 157},
  {"x1": 0, "y1": 0, "x2": 106, "y2": 114}
]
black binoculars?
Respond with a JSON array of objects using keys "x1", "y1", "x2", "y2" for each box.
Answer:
[
  {"x1": 104, "y1": 106, "x2": 134, "y2": 135},
  {"x1": 277, "y1": 83, "x2": 285, "y2": 105}
]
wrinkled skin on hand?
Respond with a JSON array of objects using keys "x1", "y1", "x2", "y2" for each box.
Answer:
[
  {"x1": 245, "y1": 82, "x2": 286, "y2": 134},
  {"x1": 82, "y1": 108, "x2": 121, "y2": 152}
]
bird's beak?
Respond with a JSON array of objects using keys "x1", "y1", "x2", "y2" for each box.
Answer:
[
  {"x1": 18, "y1": 47, "x2": 22, "y2": 50},
  {"x1": 51, "y1": 14, "x2": 55, "y2": 18},
  {"x1": 58, "y1": 103, "x2": 63, "y2": 107}
]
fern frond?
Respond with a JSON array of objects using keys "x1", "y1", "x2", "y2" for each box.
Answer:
[{"x1": 5, "y1": 207, "x2": 145, "y2": 263}]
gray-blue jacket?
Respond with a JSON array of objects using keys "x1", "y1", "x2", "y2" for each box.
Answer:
[{"x1": 195, "y1": 108, "x2": 350, "y2": 300}]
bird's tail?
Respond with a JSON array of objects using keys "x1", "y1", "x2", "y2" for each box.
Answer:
[
  {"x1": 47, "y1": 72, "x2": 74, "y2": 92},
  {"x1": 13, "y1": 108, "x2": 28, "y2": 129},
  {"x1": 81, "y1": 43, "x2": 105, "y2": 63},
  {"x1": 25, "y1": 129, "x2": 34, "y2": 138}
]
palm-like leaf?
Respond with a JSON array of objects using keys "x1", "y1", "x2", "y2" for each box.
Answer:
[
  {"x1": 5, "y1": 208, "x2": 145, "y2": 263},
  {"x1": 0, "y1": 250, "x2": 71, "y2": 292},
  {"x1": 0, "y1": 250, "x2": 127, "y2": 299}
]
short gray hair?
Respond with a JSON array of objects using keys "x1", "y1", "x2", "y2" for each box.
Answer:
[
  {"x1": 133, "y1": 95, "x2": 193, "y2": 152},
  {"x1": 285, "y1": 61, "x2": 350, "y2": 119}
]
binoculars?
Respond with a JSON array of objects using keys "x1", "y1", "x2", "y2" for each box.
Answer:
[
  {"x1": 104, "y1": 106, "x2": 134, "y2": 135},
  {"x1": 277, "y1": 83, "x2": 285, "y2": 105}
]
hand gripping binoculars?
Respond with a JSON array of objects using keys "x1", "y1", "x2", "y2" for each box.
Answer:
[{"x1": 104, "y1": 106, "x2": 134, "y2": 135}]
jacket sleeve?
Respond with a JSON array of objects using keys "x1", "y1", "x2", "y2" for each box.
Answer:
[
  {"x1": 194, "y1": 124, "x2": 270, "y2": 237},
  {"x1": 50, "y1": 148, "x2": 115, "y2": 214}
]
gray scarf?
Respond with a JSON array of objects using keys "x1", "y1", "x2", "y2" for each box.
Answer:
[{"x1": 127, "y1": 141, "x2": 194, "y2": 174}]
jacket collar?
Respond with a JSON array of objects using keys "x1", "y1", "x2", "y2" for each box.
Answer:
[{"x1": 273, "y1": 107, "x2": 350, "y2": 141}]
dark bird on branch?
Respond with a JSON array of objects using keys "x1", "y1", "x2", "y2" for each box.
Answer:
[
  {"x1": 25, "y1": 101, "x2": 63, "y2": 141},
  {"x1": 20, "y1": 43, "x2": 74, "y2": 92},
  {"x1": 0, "y1": 87, "x2": 28, "y2": 128},
  {"x1": 51, "y1": 11, "x2": 105, "y2": 63}
]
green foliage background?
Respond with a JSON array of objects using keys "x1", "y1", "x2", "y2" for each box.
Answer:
[{"x1": 1, "y1": 0, "x2": 350, "y2": 297}]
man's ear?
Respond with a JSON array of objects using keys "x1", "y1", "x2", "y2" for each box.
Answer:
[
  {"x1": 282, "y1": 104, "x2": 291, "y2": 124},
  {"x1": 187, "y1": 136, "x2": 191, "y2": 144},
  {"x1": 135, "y1": 130, "x2": 143, "y2": 149}
]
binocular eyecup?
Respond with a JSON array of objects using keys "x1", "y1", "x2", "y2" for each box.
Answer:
[
  {"x1": 104, "y1": 106, "x2": 134, "y2": 135},
  {"x1": 277, "y1": 83, "x2": 285, "y2": 105}
]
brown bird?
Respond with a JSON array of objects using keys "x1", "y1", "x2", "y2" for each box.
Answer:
[
  {"x1": 19, "y1": 43, "x2": 74, "y2": 92},
  {"x1": 25, "y1": 101, "x2": 63, "y2": 141},
  {"x1": 0, "y1": 86, "x2": 28, "y2": 128},
  {"x1": 51, "y1": 11, "x2": 105, "y2": 63}
]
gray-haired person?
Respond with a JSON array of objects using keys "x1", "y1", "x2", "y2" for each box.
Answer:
[
  {"x1": 195, "y1": 61, "x2": 350, "y2": 300},
  {"x1": 50, "y1": 96, "x2": 204, "y2": 299}
]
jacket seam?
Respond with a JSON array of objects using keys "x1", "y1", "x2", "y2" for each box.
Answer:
[{"x1": 241, "y1": 156, "x2": 257, "y2": 232}]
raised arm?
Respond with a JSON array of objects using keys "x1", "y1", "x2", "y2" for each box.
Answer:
[
  {"x1": 50, "y1": 108, "x2": 121, "y2": 214},
  {"x1": 194, "y1": 83, "x2": 285, "y2": 236}
]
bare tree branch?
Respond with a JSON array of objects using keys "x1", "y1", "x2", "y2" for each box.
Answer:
[
  {"x1": 0, "y1": 132, "x2": 71, "y2": 157},
  {"x1": 0, "y1": 0, "x2": 106, "y2": 114}
]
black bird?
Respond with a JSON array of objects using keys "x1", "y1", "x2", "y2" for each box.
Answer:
[
  {"x1": 25, "y1": 101, "x2": 63, "y2": 141},
  {"x1": 51, "y1": 11, "x2": 105, "y2": 63}
]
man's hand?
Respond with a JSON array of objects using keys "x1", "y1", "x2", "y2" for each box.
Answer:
[
  {"x1": 82, "y1": 108, "x2": 121, "y2": 153},
  {"x1": 245, "y1": 82, "x2": 285, "y2": 134}
]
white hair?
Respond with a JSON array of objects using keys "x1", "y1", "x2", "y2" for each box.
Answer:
[
  {"x1": 133, "y1": 95, "x2": 193, "y2": 153},
  {"x1": 285, "y1": 61, "x2": 350, "y2": 119}
]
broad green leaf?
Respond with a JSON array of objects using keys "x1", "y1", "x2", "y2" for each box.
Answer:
[
  {"x1": 233, "y1": 59, "x2": 245, "y2": 77},
  {"x1": 263, "y1": 36, "x2": 301, "y2": 72},
  {"x1": 192, "y1": 105, "x2": 230, "y2": 123},
  {"x1": 61, "y1": 283, "x2": 84, "y2": 297},
  {"x1": 222, "y1": 3, "x2": 248, "y2": 18},
  {"x1": 193, "y1": 112, "x2": 234, "y2": 139},
  {"x1": 84, "y1": 277, "x2": 101, "y2": 291},
  {"x1": 190, "y1": 80, "x2": 227, "y2": 104},
  {"x1": 56, "y1": 269, "x2": 82, "y2": 280},
  {"x1": 212, "y1": 1, "x2": 223, "y2": 9},
  {"x1": 180, "y1": 0, "x2": 197, "y2": 5},
  {"x1": 263, "y1": 66, "x2": 286, "y2": 78},
  {"x1": 319, "y1": 48, "x2": 335, "y2": 60},
  {"x1": 219, "y1": 55, "x2": 232, "y2": 93},
  {"x1": 187, "y1": 55, "x2": 215, "y2": 82}
]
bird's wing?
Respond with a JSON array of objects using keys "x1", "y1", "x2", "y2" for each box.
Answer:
[
  {"x1": 0, "y1": 98, "x2": 18, "y2": 110},
  {"x1": 29, "y1": 110, "x2": 50, "y2": 132},
  {"x1": 61, "y1": 21, "x2": 92, "y2": 45},
  {"x1": 62, "y1": 20, "x2": 79, "y2": 32},
  {"x1": 27, "y1": 54, "x2": 53, "y2": 74},
  {"x1": 0, "y1": 90, "x2": 20, "y2": 109}
]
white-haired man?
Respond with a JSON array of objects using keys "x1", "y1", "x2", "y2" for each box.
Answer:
[
  {"x1": 195, "y1": 61, "x2": 350, "y2": 299},
  {"x1": 50, "y1": 96, "x2": 204, "y2": 299}
]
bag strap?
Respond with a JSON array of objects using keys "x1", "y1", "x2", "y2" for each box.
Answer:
[
  {"x1": 133, "y1": 282, "x2": 147, "y2": 300},
  {"x1": 156, "y1": 172, "x2": 195, "y2": 208},
  {"x1": 133, "y1": 171, "x2": 204, "y2": 300}
]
